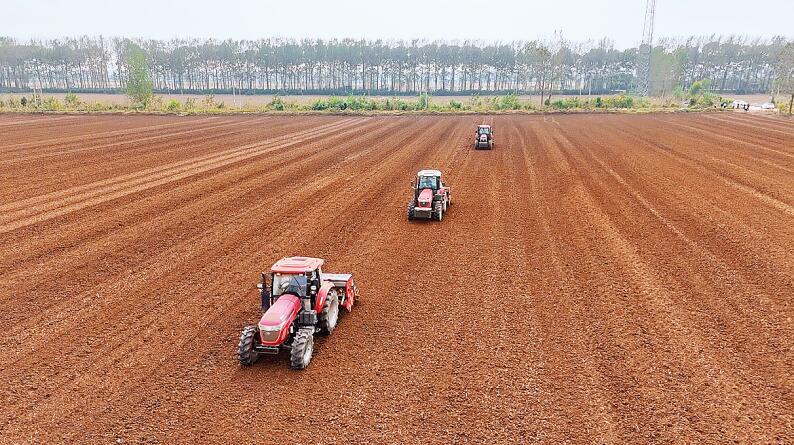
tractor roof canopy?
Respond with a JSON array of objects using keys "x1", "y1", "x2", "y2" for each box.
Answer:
[
  {"x1": 271, "y1": 256, "x2": 324, "y2": 274},
  {"x1": 417, "y1": 169, "x2": 442, "y2": 177}
]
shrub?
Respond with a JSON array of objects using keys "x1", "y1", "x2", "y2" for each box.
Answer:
[
  {"x1": 42, "y1": 97, "x2": 63, "y2": 110},
  {"x1": 148, "y1": 95, "x2": 164, "y2": 111},
  {"x1": 549, "y1": 97, "x2": 583, "y2": 109},
  {"x1": 416, "y1": 92, "x2": 429, "y2": 110},
  {"x1": 468, "y1": 94, "x2": 483, "y2": 110},
  {"x1": 183, "y1": 97, "x2": 196, "y2": 110},
  {"x1": 495, "y1": 94, "x2": 522, "y2": 110},
  {"x1": 602, "y1": 95, "x2": 635, "y2": 108},
  {"x1": 449, "y1": 100, "x2": 463, "y2": 110},
  {"x1": 696, "y1": 91, "x2": 717, "y2": 107},
  {"x1": 166, "y1": 99, "x2": 181, "y2": 112},
  {"x1": 267, "y1": 95, "x2": 285, "y2": 111},
  {"x1": 64, "y1": 92, "x2": 80, "y2": 107}
]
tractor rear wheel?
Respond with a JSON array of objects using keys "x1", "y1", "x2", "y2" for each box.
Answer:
[
  {"x1": 433, "y1": 201, "x2": 443, "y2": 221},
  {"x1": 319, "y1": 289, "x2": 339, "y2": 335},
  {"x1": 237, "y1": 325, "x2": 260, "y2": 366},
  {"x1": 290, "y1": 329, "x2": 314, "y2": 370}
]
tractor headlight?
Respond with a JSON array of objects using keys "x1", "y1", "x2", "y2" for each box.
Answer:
[{"x1": 259, "y1": 320, "x2": 287, "y2": 332}]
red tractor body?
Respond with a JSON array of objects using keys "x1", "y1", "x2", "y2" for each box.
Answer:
[
  {"x1": 407, "y1": 169, "x2": 451, "y2": 221},
  {"x1": 238, "y1": 256, "x2": 358, "y2": 369},
  {"x1": 475, "y1": 124, "x2": 494, "y2": 149}
]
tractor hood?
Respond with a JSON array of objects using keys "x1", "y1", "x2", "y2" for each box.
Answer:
[
  {"x1": 259, "y1": 294, "x2": 301, "y2": 332},
  {"x1": 417, "y1": 188, "x2": 434, "y2": 205}
]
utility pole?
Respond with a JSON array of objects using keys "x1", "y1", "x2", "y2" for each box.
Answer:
[{"x1": 636, "y1": 0, "x2": 657, "y2": 96}]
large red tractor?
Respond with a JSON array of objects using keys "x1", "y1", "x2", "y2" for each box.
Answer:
[
  {"x1": 237, "y1": 257, "x2": 358, "y2": 370},
  {"x1": 475, "y1": 124, "x2": 494, "y2": 149},
  {"x1": 407, "y1": 169, "x2": 451, "y2": 221}
]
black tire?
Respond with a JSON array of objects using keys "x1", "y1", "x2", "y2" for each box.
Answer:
[
  {"x1": 290, "y1": 329, "x2": 314, "y2": 370},
  {"x1": 433, "y1": 201, "x2": 443, "y2": 221},
  {"x1": 237, "y1": 325, "x2": 259, "y2": 366},
  {"x1": 407, "y1": 202, "x2": 415, "y2": 220},
  {"x1": 318, "y1": 289, "x2": 339, "y2": 335}
]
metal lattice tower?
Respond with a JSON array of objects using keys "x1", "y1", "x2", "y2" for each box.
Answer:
[{"x1": 636, "y1": 0, "x2": 657, "y2": 96}]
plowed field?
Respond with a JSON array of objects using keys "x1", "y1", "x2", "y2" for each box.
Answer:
[{"x1": 1, "y1": 113, "x2": 792, "y2": 444}]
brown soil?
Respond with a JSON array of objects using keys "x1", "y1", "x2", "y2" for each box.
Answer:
[{"x1": 0, "y1": 113, "x2": 792, "y2": 444}]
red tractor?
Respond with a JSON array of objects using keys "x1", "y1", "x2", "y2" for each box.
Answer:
[
  {"x1": 475, "y1": 124, "x2": 494, "y2": 149},
  {"x1": 407, "y1": 169, "x2": 451, "y2": 221},
  {"x1": 237, "y1": 257, "x2": 358, "y2": 370}
]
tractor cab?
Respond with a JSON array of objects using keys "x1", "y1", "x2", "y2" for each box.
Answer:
[
  {"x1": 260, "y1": 257, "x2": 324, "y2": 312},
  {"x1": 477, "y1": 125, "x2": 491, "y2": 135},
  {"x1": 415, "y1": 170, "x2": 441, "y2": 192}
]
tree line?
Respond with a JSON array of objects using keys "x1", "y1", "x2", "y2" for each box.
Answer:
[{"x1": 0, "y1": 35, "x2": 791, "y2": 97}]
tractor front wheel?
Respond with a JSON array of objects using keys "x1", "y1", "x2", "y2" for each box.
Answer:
[
  {"x1": 407, "y1": 203, "x2": 416, "y2": 220},
  {"x1": 290, "y1": 329, "x2": 314, "y2": 370},
  {"x1": 319, "y1": 289, "x2": 339, "y2": 335},
  {"x1": 433, "y1": 201, "x2": 443, "y2": 221},
  {"x1": 238, "y1": 325, "x2": 260, "y2": 366}
]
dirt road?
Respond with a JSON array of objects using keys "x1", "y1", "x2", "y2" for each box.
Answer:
[{"x1": 1, "y1": 113, "x2": 792, "y2": 443}]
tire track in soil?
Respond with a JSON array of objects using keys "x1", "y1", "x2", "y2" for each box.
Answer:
[
  {"x1": 3, "y1": 117, "x2": 252, "y2": 162},
  {"x1": 699, "y1": 114, "x2": 794, "y2": 141},
  {"x1": 651, "y1": 115, "x2": 794, "y2": 161},
  {"x1": 609, "y1": 117, "x2": 794, "y2": 214},
  {"x1": 105, "y1": 116, "x2": 468, "y2": 445},
  {"x1": 0, "y1": 118, "x2": 367, "y2": 233},
  {"x1": 0, "y1": 116, "x2": 454, "y2": 442},
  {"x1": 0, "y1": 117, "x2": 399, "y2": 335},
  {"x1": 0, "y1": 117, "x2": 328, "y2": 203},
  {"x1": 0, "y1": 114, "x2": 791, "y2": 444},
  {"x1": 548, "y1": 116, "x2": 793, "y2": 442},
  {"x1": 0, "y1": 116, "x2": 223, "y2": 153},
  {"x1": 0, "y1": 115, "x2": 194, "y2": 148}
]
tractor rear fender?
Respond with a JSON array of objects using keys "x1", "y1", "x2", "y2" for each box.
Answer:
[
  {"x1": 258, "y1": 294, "x2": 301, "y2": 346},
  {"x1": 314, "y1": 281, "x2": 335, "y2": 313},
  {"x1": 321, "y1": 273, "x2": 356, "y2": 311}
]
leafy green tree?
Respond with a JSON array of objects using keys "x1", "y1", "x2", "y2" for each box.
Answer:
[
  {"x1": 126, "y1": 44, "x2": 153, "y2": 108},
  {"x1": 775, "y1": 43, "x2": 794, "y2": 114}
]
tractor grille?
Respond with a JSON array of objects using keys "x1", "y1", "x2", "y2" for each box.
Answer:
[{"x1": 258, "y1": 328, "x2": 281, "y2": 343}]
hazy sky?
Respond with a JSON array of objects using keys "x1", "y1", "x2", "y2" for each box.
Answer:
[{"x1": 4, "y1": 0, "x2": 792, "y2": 48}]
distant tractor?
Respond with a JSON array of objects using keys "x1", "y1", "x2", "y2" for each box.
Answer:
[
  {"x1": 237, "y1": 257, "x2": 358, "y2": 370},
  {"x1": 474, "y1": 124, "x2": 494, "y2": 149},
  {"x1": 407, "y1": 169, "x2": 451, "y2": 221}
]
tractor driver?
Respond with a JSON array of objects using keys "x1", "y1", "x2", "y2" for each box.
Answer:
[
  {"x1": 279, "y1": 274, "x2": 308, "y2": 297},
  {"x1": 417, "y1": 175, "x2": 438, "y2": 190}
]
